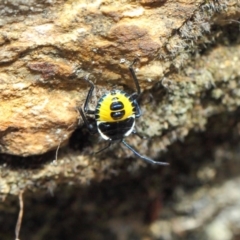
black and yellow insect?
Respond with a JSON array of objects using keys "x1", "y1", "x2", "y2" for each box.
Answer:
[{"x1": 80, "y1": 60, "x2": 169, "y2": 165}]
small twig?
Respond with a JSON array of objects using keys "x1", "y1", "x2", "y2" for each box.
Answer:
[
  {"x1": 15, "y1": 190, "x2": 24, "y2": 240},
  {"x1": 54, "y1": 140, "x2": 62, "y2": 162},
  {"x1": 54, "y1": 123, "x2": 76, "y2": 162}
]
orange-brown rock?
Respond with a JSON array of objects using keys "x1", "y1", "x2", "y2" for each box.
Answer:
[{"x1": 0, "y1": 0, "x2": 206, "y2": 156}]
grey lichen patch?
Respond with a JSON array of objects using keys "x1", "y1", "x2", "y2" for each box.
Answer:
[
  {"x1": 0, "y1": 0, "x2": 57, "y2": 15},
  {"x1": 164, "y1": 0, "x2": 234, "y2": 70},
  {"x1": 0, "y1": 150, "x2": 92, "y2": 197},
  {"x1": 0, "y1": 0, "x2": 60, "y2": 27},
  {"x1": 129, "y1": 40, "x2": 240, "y2": 160}
]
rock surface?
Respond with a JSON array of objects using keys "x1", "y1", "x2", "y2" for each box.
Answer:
[
  {"x1": 0, "y1": 0, "x2": 240, "y2": 239},
  {"x1": 1, "y1": 0, "x2": 235, "y2": 156}
]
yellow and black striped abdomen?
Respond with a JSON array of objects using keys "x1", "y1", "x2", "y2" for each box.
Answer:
[{"x1": 96, "y1": 90, "x2": 135, "y2": 122}]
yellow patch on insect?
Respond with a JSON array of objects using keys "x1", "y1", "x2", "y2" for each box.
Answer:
[{"x1": 98, "y1": 91, "x2": 134, "y2": 122}]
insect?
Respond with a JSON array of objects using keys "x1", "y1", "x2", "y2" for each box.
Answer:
[{"x1": 79, "y1": 60, "x2": 169, "y2": 165}]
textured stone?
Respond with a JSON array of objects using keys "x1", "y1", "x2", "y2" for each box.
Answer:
[
  {"x1": 0, "y1": 0, "x2": 239, "y2": 222},
  {"x1": 0, "y1": 0, "x2": 207, "y2": 156}
]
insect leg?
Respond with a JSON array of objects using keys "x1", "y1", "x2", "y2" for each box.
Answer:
[
  {"x1": 122, "y1": 140, "x2": 169, "y2": 165},
  {"x1": 79, "y1": 108, "x2": 98, "y2": 134},
  {"x1": 133, "y1": 100, "x2": 141, "y2": 118},
  {"x1": 129, "y1": 59, "x2": 141, "y2": 96},
  {"x1": 82, "y1": 76, "x2": 95, "y2": 114},
  {"x1": 132, "y1": 129, "x2": 147, "y2": 139},
  {"x1": 79, "y1": 76, "x2": 97, "y2": 133},
  {"x1": 95, "y1": 141, "x2": 112, "y2": 154}
]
